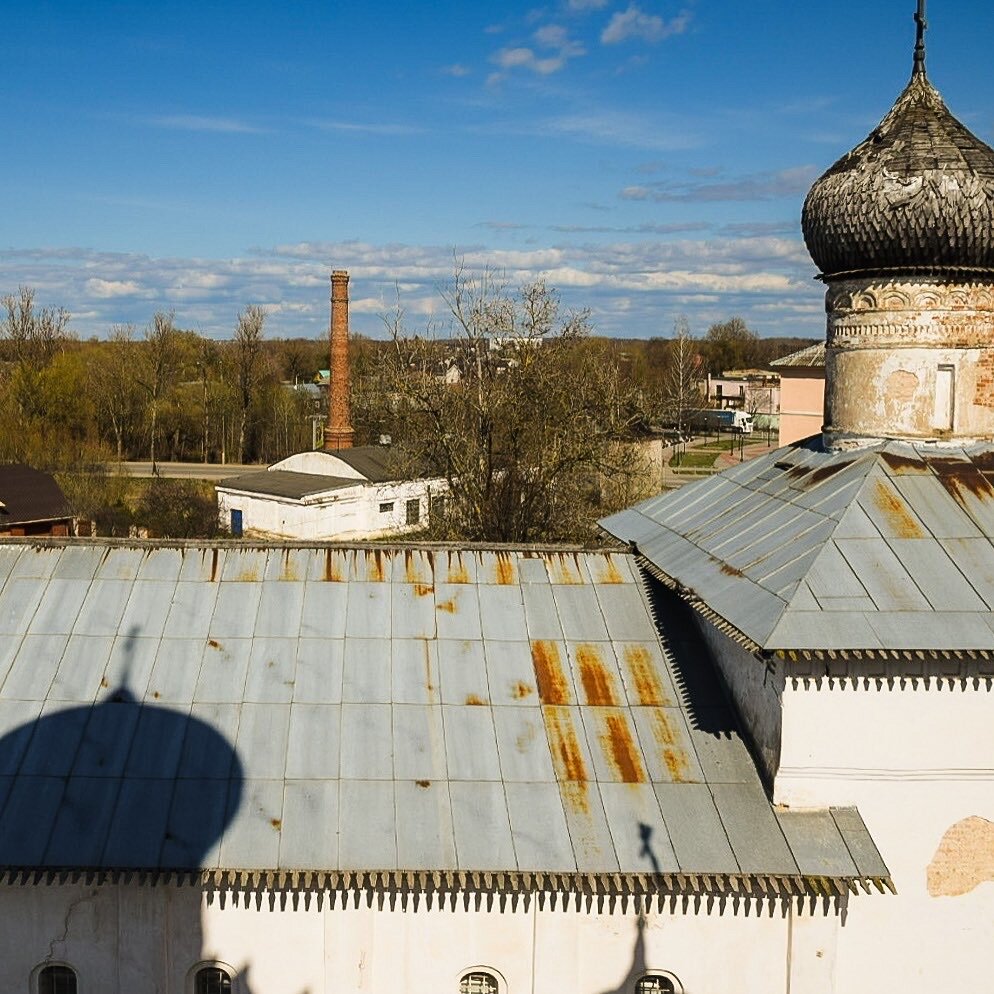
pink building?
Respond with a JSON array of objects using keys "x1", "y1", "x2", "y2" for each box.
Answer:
[{"x1": 770, "y1": 343, "x2": 825, "y2": 445}]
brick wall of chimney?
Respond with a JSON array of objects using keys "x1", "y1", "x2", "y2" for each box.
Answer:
[{"x1": 324, "y1": 269, "x2": 355, "y2": 450}]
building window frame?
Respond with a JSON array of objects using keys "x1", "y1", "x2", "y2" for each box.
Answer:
[
  {"x1": 405, "y1": 497, "x2": 421, "y2": 526},
  {"x1": 635, "y1": 971, "x2": 683, "y2": 993},
  {"x1": 186, "y1": 961, "x2": 238, "y2": 994},
  {"x1": 32, "y1": 963, "x2": 78, "y2": 994},
  {"x1": 379, "y1": 501, "x2": 394, "y2": 514},
  {"x1": 457, "y1": 966, "x2": 506, "y2": 994}
]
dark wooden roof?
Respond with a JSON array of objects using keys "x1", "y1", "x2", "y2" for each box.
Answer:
[
  {"x1": 217, "y1": 470, "x2": 357, "y2": 500},
  {"x1": 0, "y1": 465, "x2": 70, "y2": 526},
  {"x1": 802, "y1": 70, "x2": 994, "y2": 279}
]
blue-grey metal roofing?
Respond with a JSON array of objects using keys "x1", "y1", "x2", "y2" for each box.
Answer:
[
  {"x1": 0, "y1": 542, "x2": 885, "y2": 883},
  {"x1": 601, "y1": 439, "x2": 994, "y2": 652}
]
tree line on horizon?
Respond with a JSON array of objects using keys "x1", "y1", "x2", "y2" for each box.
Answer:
[{"x1": 0, "y1": 282, "x2": 815, "y2": 540}]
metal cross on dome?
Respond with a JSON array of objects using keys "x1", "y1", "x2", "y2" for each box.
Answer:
[{"x1": 913, "y1": 0, "x2": 928, "y2": 75}]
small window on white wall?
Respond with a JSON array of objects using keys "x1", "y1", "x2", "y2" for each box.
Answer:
[
  {"x1": 194, "y1": 965, "x2": 232, "y2": 994},
  {"x1": 460, "y1": 971, "x2": 499, "y2": 994},
  {"x1": 636, "y1": 974, "x2": 680, "y2": 993},
  {"x1": 36, "y1": 965, "x2": 77, "y2": 994}
]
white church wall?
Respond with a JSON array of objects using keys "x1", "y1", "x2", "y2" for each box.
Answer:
[
  {"x1": 690, "y1": 614, "x2": 784, "y2": 784},
  {"x1": 0, "y1": 882, "x2": 843, "y2": 994},
  {"x1": 775, "y1": 678, "x2": 994, "y2": 994}
]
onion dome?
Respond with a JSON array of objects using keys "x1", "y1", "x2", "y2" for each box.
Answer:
[{"x1": 802, "y1": 5, "x2": 994, "y2": 280}]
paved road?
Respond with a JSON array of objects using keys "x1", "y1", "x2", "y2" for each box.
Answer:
[{"x1": 116, "y1": 462, "x2": 261, "y2": 481}]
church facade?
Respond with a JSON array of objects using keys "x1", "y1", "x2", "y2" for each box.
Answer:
[{"x1": 3, "y1": 6, "x2": 993, "y2": 993}]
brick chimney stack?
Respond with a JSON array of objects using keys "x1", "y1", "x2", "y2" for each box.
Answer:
[{"x1": 324, "y1": 269, "x2": 355, "y2": 451}]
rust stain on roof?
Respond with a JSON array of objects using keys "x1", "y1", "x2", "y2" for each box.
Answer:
[
  {"x1": 494, "y1": 552, "x2": 516, "y2": 585},
  {"x1": 787, "y1": 464, "x2": 814, "y2": 481},
  {"x1": 928, "y1": 458, "x2": 994, "y2": 505},
  {"x1": 280, "y1": 549, "x2": 299, "y2": 581},
  {"x1": 543, "y1": 706, "x2": 589, "y2": 812},
  {"x1": 511, "y1": 680, "x2": 534, "y2": 700},
  {"x1": 576, "y1": 643, "x2": 619, "y2": 706},
  {"x1": 531, "y1": 640, "x2": 571, "y2": 705},
  {"x1": 368, "y1": 550, "x2": 386, "y2": 582},
  {"x1": 592, "y1": 554, "x2": 625, "y2": 585},
  {"x1": 719, "y1": 561, "x2": 745, "y2": 577},
  {"x1": 413, "y1": 583, "x2": 434, "y2": 597},
  {"x1": 872, "y1": 479, "x2": 924, "y2": 538},
  {"x1": 436, "y1": 598, "x2": 456, "y2": 614},
  {"x1": 881, "y1": 451, "x2": 927, "y2": 475},
  {"x1": 446, "y1": 552, "x2": 471, "y2": 584},
  {"x1": 623, "y1": 645, "x2": 670, "y2": 706},
  {"x1": 207, "y1": 639, "x2": 221, "y2": 650},
  {"x1": 324, "y1": 549, "x2": 343, "y2": 582},
  {"x1": 423, "y1": 640, "x2": 437, "y2": 701},
  {"x1": 465, "y1": 694, "x2": 487, "y2": 706},
  {"x1": 648, "y1": 708, "x2": 690, "y2": 783},
  {"x1": 806, "y1": 460, "x2": 853, "y2": 486},
  {"x1": 598, "y1": 711, "x2": 646, "y2": 784},
  {"x1": 405, "y1": 549, "x2": 434, "y2": 587},
  {"x1": 546, "y1": 552, "x2": 584, "y2": 584}
]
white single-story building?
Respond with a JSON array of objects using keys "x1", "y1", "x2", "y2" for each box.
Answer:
[{"x1": 216, "y1": 445, "x2": 447, "y2": 540}]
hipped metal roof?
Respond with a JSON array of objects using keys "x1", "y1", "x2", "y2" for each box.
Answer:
[
  {"x1": 601, "y1": 439, "x2": 994, "y2": 653},
  {"x1": 0, "y1": 542, "x2": 887, "y2": 896}
]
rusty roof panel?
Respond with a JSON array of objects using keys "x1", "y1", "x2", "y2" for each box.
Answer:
[
  {"x1": 0, "y1": 544, "x2": 887, "y2": 883},
  {"x1": 434, "y1": 584, "x2": 482, "y2": 641}
]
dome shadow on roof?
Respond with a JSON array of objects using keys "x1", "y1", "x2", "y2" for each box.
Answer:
[{"x1": 802, "y1": 70, "x2": 994, "y2": 280}]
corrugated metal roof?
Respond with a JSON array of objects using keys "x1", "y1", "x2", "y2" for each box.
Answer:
[
  {"x1": 0, "y1": 542, "x2": 885, "y2": 888},
  {"x1": 602, "y1": 440, "x2": 994, "y2": 652},
  {"x1": 769, "y1": 343, "x2": 826, "y2": 369}
]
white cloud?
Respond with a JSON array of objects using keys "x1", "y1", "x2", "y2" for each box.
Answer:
[
  {"x1": 441, "y1": 63, "x2": 472, "y2": 77},
  {"x1": 84, "y1": 278, "x2": 142, "y2": 298},
  {"x1": 568, "y1": 0, "x2": 608, "y2": 9},
  {"x1": 601, "y1": 5, "x2": 691, "y2": 44},
  {"x1": 489, "y1": 23, "x2": 584, "y2": 81},
  {"x1": 144, "y1": 114, "x2": 266, "y2": 134},
  {"x1": 306, "y1": 120, "x2": 425, "y2": 136},
  {"x1": 0, "y1": 234, "x2": 823, "y2": 340}
]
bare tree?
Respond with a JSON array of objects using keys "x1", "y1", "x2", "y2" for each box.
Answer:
[
  {"x1": 232, "y1": 305, "x2": 266, "y2": 463},
  {"x1": 137, "y1": 312, "x2": 185, "y2": 468},
  {"x1": 661, "y1": 316, "x2": 704, "y2": 433},
  {"x1": 1, "y1": 286, "x2": 71, "y2": 366},
  {"x1": 91, "y1": 325, "x2": 143, "y2": 462},
  {"x1": 380, "y1": 270, "x2": 647, "y2": 543}
]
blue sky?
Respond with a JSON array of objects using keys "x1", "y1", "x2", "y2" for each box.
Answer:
[{"x1": 2, "y1": 0, "x2": 992, "y2": 340}]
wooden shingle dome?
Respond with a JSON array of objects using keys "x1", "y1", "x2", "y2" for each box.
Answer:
[{"x1": 802, "y1": 65, "x2": 994, "y2": 281}]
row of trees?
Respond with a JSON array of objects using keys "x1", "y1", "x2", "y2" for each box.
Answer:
[
  {"x1": 0, "y1": 281, "x2": 813, "y2": 541},
  {"x1": 0, "y1": 287, "x2": 328, "y2": 475}
]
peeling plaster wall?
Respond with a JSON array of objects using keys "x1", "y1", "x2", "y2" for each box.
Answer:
[
  {"x1": 775, "y1": 676, "x2": 994, "y2": 993},
  {"x1": 823, "y1": 278, "x2": 994, "y2": 447}
]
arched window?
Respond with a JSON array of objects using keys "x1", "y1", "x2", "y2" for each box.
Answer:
[
  {"x1": 460, "y1": 971, "x2": 499, "y2": 994},
  {"x1": 194, "y1": 966, "x2": 232, "y2": 994},
  {"x1": 37, "y1": 965, "x2": 77, "y2": 994},
  {"x1": 636, "y1": 975, "x2": 678, "y2": 993}
]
